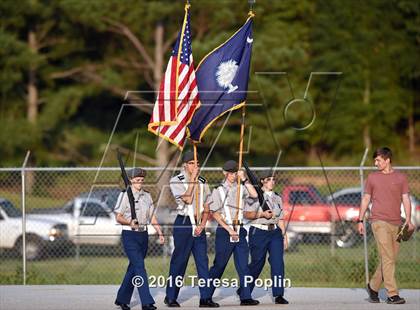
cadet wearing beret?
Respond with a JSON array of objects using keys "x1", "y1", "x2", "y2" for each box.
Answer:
[
  {"x1": 164, "y1": 151, "x2": 219, "y2": 308},
  {"x1": 243, "y1": 170, "x2": 289, "y2": 304},
  {"x1": 114, "y1": 168, "x2": 165, "y2": 310},
  {"x1": 207, "y1": 160, "x2": 260, "y2": 306}
]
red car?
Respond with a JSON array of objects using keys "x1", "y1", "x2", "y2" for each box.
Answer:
[{"x1": 280, "y1": 185, "x2": 361, "y2": 248}]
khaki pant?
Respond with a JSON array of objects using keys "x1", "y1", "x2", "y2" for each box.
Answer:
[{"x1": 369, "y1": 220, "x2": 400, "y2": 297}]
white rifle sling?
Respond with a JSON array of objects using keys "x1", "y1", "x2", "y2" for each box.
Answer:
[
  {"x1": 181, "y1": 180, "x2": 204, "y2": 237},
  {"x1": 218, "y1": 186, "x2": 240, "y2": 243}
]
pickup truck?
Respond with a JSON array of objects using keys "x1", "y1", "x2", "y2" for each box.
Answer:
[
  {"x1": 30, "y1": 197, "x2": 122, "y2": 246},
  {"x1": 0, "y1": 198, "x2": 71, "y2": 260},
  {"x1": 29, "y1": 195, "x2": 164, "y2": 254},
  {"x1": 280, "y1": 185, "x2": 361, "y2": 248}
]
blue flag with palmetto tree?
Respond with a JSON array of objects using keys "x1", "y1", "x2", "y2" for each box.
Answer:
[{"x1": 187, "y1": 16, "x2": 253, "y2": 143}]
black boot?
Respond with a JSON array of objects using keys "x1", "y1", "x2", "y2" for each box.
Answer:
[
  {"x1": 115, "y1": 300, "x2": 130, "y2": 310},
  {"x1": 240, "y1": 299, "x2": 259, "y2": 306},
  {"x1": 275, "y1": 296, "x2": 289, "y2": 304},
  {"x1": 199, "y1": 299, "x2": 220, "y2": 308},
  {"x1": 164, "y1": 296, "x2": 180, "y2": 307}
]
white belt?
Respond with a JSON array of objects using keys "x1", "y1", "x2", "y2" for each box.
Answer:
[
  {"x1": 176, "y1": 209, "x2": 189, "y2": 217},
  {"x1": 251, "y1": 223, "x2": 278, "y2": 231},
  {"x1": 122, "y1": 225, "x2": 147, "y2": 232},
  {"x1": 218, "y1": 187, "x2": 243, "y2": 243}
]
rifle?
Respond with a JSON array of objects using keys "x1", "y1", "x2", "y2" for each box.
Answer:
[
  {"x1": 117, "y1": 149, "x2": 138, "y2": 230},
  {"x1": 242, "y1": 161, "x2": 270, "y2": 212}
]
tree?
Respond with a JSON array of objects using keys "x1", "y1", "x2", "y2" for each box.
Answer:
[
  {"x1": 389, "y1": 0, "x2": 420, "y2": 157},
  {"x1": 0, "y1": 0, "x2": 417, "y2": 167},
  {"x1": 0, "y1": 0, "x2": 100, "y2": 165},
  {"x1": 309, "y1": 0, "x2": 416, "y2": 162}
]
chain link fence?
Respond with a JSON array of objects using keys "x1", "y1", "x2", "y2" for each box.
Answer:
[{"x1": 0, "y1": 166, "x2": 419, "y2": 288}]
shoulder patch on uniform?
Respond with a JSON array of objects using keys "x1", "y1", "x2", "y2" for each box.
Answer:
[
  {"x1": 198, "y1": 176, "x2": 206, "y2": 183},
  {"x1": 177, "y1": 174, "x2": 185, "y2": 181},
  {"x1": 274, "y1": 191, "x2": 281, "y2": 196},
  {"x1": 143, "y1": 189, "x2": 150, "y2": 193}
]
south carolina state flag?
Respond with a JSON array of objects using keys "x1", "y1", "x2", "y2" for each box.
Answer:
[{"x1": 187, "y1": 16, "x2": 253, "y2": 142}]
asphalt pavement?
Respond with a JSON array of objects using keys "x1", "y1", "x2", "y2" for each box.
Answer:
[{"x1": 1, "y1": 285, "x2": 419, "y2": 310}]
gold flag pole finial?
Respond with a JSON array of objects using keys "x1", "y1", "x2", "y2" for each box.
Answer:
[{"x1": 248, "y1": 0, "x2": 255, "y2": 17}]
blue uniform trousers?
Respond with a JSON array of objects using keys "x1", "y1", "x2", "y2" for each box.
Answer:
[
  {"x1": 116, "y1": 230, "x2": 154, "y2": 305},
  {"x1": 248, "y1": 226, "x2": 285, "y2": 297},
  {"x1": 208, "y1": 226, "x2": 253, "y2": 301},
  {"x1": 166, "y1": 215, "x2": 210, "y2": 301}
]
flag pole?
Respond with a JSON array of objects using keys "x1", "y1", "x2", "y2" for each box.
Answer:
[
  {"x1": 193, "y1": 142, "x2": 200, "y2": 226},
  {"x1": 235, "y1": 105, "x2": 246, "y2": 226},
  {"x1": 234, "y1": 0, "x2": 254, "y2": 228},
  {"x1": 174, "y1": 1, "x2": 190, "y2": 105}
]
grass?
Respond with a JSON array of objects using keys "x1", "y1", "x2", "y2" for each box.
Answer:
[
  {"x1": 0, "y1": 190, "x2": 68, "y2": 210},
  {"x1": 1, "y1": 237, "x2": 419, "y2": 288}
]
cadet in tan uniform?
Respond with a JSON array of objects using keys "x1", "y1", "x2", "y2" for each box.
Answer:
[
  {"x1": 207, "y1": 160, "x2": 260, "y2": 306},
  {"x1": 114, "y1": 168, "x2": 164, "y2": 310},
  {"x1": 244, "y1": 170, "x2": 289, "y2": 304}
]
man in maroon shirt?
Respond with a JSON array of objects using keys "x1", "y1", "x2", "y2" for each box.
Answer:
[{"x1": 358, "y1": 147, "x2": 414, "y2": 305}]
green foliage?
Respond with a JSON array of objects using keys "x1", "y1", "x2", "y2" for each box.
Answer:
[{"x1": 0, "y1": 0, "x2": 418, "y2": 166}]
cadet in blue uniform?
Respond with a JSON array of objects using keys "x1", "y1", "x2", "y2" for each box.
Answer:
[
  {"x1": 207, "y1": 160, "x2": 260, "y2": 306},
  {"x1": 114, "y1": 168, "x2": 165, "y2": 310},
  {"x1": 164, "y1": 151, "x2": 219, "y2": 308},
  {"x1": 244, "y1": 170, "x2": 289, "y2": 304}
]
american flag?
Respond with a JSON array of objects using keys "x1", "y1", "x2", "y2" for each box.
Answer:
[{"x1": 148, "y1": 6, "x2": 199, "y2": 149}]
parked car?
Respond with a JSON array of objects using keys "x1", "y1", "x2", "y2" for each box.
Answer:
[
  {"x1": 79, "y1": 188, "x2": 174, "y2": 255},
  {"x1": 280, "y1": 185, "x2": 363, "y2": 248},
  {"x1": 0, "y1": 198, "x2": 71, "y2": 260},
  {"x1": 78, "y1": 188, "x2": 215, "y2": 254},
  {"x1": 326, "y1": 187, "x2": 420, "y2": 229},
  {"x1": 29, "y1": 194, "x2": 166, "y2": 255}
]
